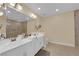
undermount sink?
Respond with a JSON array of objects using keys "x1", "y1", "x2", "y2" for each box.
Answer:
[{"x1": 0, "y1": 39, "x2": 9, "y2": 44}]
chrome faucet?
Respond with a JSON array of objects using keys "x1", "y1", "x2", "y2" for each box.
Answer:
[{"x1": 0, "y1": 34, "x2": 5, "y2": 39}]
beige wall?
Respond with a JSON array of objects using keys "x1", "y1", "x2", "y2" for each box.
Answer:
[
  {"x1": 0, "y1": 16, "x2": 6, "y2": 37},
  {"x1": 27, "y1": 11, "x2": 75, "y2": 47}
]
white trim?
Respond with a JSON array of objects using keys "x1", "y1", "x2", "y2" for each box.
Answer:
[{"x1": 48, "y1": 40, "x2": 75, "y2": 47}]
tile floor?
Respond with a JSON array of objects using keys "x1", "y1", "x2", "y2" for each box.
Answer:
[{"x1": 36, "y1": 43, "x2": 79, "y2": 56}]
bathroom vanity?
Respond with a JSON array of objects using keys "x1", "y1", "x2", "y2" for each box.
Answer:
[
  {"x1": 0, "y1": 5, "x2": 47, "y2": 56},
  {"x1": 0, "y1": 32, "x2": 46, "y2": 56}
]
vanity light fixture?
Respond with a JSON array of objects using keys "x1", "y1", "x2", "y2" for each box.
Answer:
[
  {"x1": 0, "y1": 3, "x2": 23, "y2": 12},
  {"x1": 9, "y1": 3, "x2": 23, "y2": 11},
  {"x1": 0, "y1": 11, "x2": 4, "y2": 16},
  {"x1": 0, "y1": 3, "x2": 7, "y2": 10},
  {"x1": 30, "y1": 13, "x2": 37, "y2": 19}
]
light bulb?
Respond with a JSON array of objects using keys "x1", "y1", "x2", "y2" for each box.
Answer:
[
  {"x1": 30, "y1": 13, "x2": 37, "y2": 19},
  {"x1": 9, "y1": 3, "x2": 16, "y2": 7}
]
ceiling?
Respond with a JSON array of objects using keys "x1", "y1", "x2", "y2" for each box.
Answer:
[
  {"x1": 2, "y1": 3, "x2": 79, "y2": 22},
  {"x1": 26, "y1": 3, "x2": 79, "y2": 17}
]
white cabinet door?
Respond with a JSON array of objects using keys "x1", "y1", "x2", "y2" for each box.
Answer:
[
  {"x1": 1, "y1": 46, "x2": 23, "y2": 56},
  {"x1": 32, "y1": 36, "x2": 44, "y2": 55},
  {"x1": 23, "y1": 41, "x2": 35, "y2": 56}
]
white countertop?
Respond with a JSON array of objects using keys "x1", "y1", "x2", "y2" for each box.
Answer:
[
  {"x1": 0, "y1": 32, "x2": 44, "y2": 54},
  {"x1": 0, "y1": 38, "x2": 32, "y2": 54}
]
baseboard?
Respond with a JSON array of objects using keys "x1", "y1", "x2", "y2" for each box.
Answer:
[{"x1": 48, "y1": 41, "x2": 75, "y2": 47}]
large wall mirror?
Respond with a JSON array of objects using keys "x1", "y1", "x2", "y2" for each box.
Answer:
[
  {"x1": 5, "y1": 7, "x2": 30, "y2": 38},
  {"x1": 0, "y1": 7, "x2": 30, "y2": 38}
]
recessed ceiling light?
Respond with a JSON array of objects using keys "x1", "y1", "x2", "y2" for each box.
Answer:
[
  {"x1": 0, "y1": 12, "x2": 3, "y2": 16},
  {"x1": 56, "y1": 9, "x2": 59, "y2": 12},
  {"x1": 38, "y1": 8, "x2": 41, "y2": 10}
]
